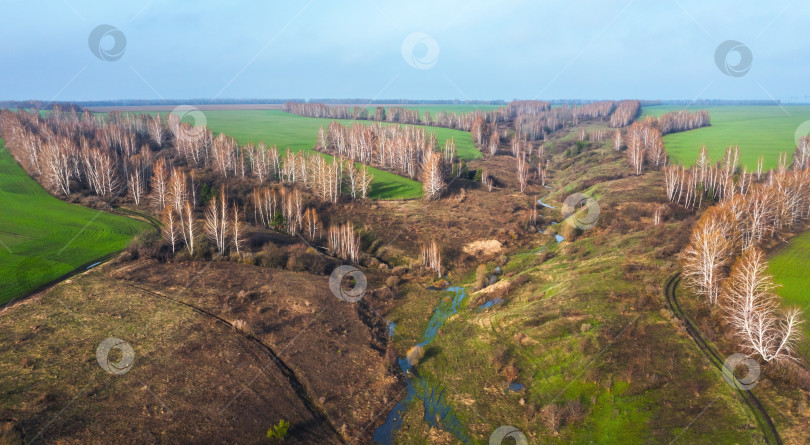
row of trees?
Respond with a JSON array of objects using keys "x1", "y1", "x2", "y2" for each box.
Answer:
[
  {"x1": 282, "y1": 102, "x2": 509, "y2": 132},
  {"x1": 664, "y1": 146, "x2": 765, "y2": 209},
  {"x1": 515, "y1": 100, "x2": 640, "y2": 141},
  {"x1": 0, "y1": 108, "x2": 375, "y2": 265},
  {"x1": 609, "y1": 100, "x2": 641, "y2": 127},
  {"x1": 623, "y1": 121, "x2": 666, "y2": 175},
  {"x1": 655, "y1": 110, "x2": 710, "y2": 135},
  {"x1": 505, "y1": 100, "x2": 551, "y2": 117},
  {"x1": 315, "y1": 121, "x2": 450, "y2": 200},
  {"x1": 680, "y1": 153, "x2": 809, "y2": 362},
  {"x1": 0, "y1": 107, "x2": 375, "y2": 207}
]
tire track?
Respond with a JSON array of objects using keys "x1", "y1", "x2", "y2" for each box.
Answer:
[{"x1": 664, "y1": 274, "x2": 782, "y2": 445}]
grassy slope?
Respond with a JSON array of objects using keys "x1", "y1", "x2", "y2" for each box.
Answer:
[
  {"x1": 640, "y1": 105, "x2": 810, "y2": 170},
  {"x1": 193, "y1": 110, "x2": 483, "y2": 200},
  {"x1": 386, "y1": 144, "x2": 763, "y2": 443},
  {"x1": 0, "y1": 141, "x2": 149, "y2": 305}
]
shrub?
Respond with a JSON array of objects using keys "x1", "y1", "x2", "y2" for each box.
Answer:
[
  {"x1": 385, "y1": 275, "x2": 400, "y2": 289},
  {"x1": 256, "y1": 243, "x2": 288, "y2": 269},
  {"x1": 285, "y1": 245, "x2": 328, "y2": 274},
  {"x1": 266, "y1": 419, "x2": 290, "y2": 441}
]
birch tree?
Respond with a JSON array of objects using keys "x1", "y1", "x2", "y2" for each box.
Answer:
[{"x1": 722, "y1": 248, "x2": 802, "y2": 363}]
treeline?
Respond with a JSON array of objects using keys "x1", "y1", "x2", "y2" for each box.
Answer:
[
  {"x1": 514, "y1": 100, "x2": 636, "y2": 141},
  {"x1": 618, "y1": 120, "x2": 666, "y2": 175},
  {"x1": 0, "y1": 106, "x2": 369, "y2": 262},
  {"x1": 308, "y1": 99, "x2": 506, "y2": 105},
  {"x1": 654, "y1": 110, "x2": 710, "y2": 135},
  {"x1": 609, "y1": 100, "x2": 641, "y2": 127},
  {"x1": 615, "y1": 110, "x2": 709, "y2": 175},
  {"x1": 314, "y1": 121, "x2": 453, "y2": 200},
  {"x1": 679, "y1": 151, "x2": 809, "y2": 362},
  {"x1": 505, "y1": 100, "x2": 551, "y2": 117},
  {"x1": 663, "y1": 145, "x2": 781, "y2": 210},
  {"x1": 0, "y1": 99, "x2": 301, "y2": 109},
  {"x1": 0, "y1": 101, "x2": 84, "y2": 111},
  {"x1": 281, "y1": 101, "x2": 509, "y2": 132},
  {"x1": 642, "y1": 99, "x2": 781, "y2": 106}
]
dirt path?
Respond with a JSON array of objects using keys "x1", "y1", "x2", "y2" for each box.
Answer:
[{"x1": 664, "y1": 275, "x2": 782, "y2": 445}]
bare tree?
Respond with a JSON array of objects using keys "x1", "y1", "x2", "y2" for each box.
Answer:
[
  {"x1": 167, "y1": 167, "x2": 188, "y2": 213},
  {"x1": 681, "y1": 208, "x2": 735, "y2": 305},
  {"x1": 327, "y1": 223, "x2": 360, "y2": 262},
  {"x1": 205, "y1": 185, "x2": 229, "y2": 254},
  {"x1": 161, "y1": 206, "x2": 180, "y2": 254},
  {"x1": 421, "y1": 240, "x2": 442, "y2": 277},
  {"x1": 232, "y1": 203, "x2": 242, "y2": 254},
  {"x1": 303, "y1": 207, "x2": 321, "y2": 241},
  {"x1": 516, "y1": 152, "x2": 529, "y2": 193},
  {"x1": 128, "y1": 169, "x2": 145, "y2": 205},
  {"x1": 150, "y1": 158, "x2": 169, "y2": 210},
  {"x1": 359, "y1": 165, "x2": 373, "y2": 198},
  {"x1": 421, "y1": 151, "x2": 446, "y2": 200},
  {"x1": 147, "y1": 114, "x2": 165, "y2": 148},
  {"x1": 722, "y1": 248, "x2": 802, "y2": 363},
  {"x1": 181, "y1": 201, "x2": 196, "y2": 255},
  {"x1": 482, "y1": 169, "x2": 494, "y2": 191},
  {"x1": 613, "y1": 129, "x2": 623, "y2": 152},
  {"x1": 488, "y1": 130, "x2": 499, "y2": 156}
]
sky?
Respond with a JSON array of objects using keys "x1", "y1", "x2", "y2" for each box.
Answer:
[{"x1": 1, "y1": 0, "x2": 808, "y2": 102}]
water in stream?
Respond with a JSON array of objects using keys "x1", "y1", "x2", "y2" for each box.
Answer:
[{"x1": 372, "y1": 286, "x2": 472, "y2": 444}]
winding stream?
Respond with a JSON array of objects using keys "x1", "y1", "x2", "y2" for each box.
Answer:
[
  {"x1": 374, "y1": 196, "x2": 562, "y2": 442},
  {"x1": 373, "y1": 286, "x2": 472, "y2": 444}
]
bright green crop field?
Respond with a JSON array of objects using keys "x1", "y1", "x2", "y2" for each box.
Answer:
[
  {"x1": 191, "y1": 110, "x2": 483, "y2": 199},
  {"x1": 0, "y1": 140, "x2": 149, "y2": 305},
  {"x1": 769, "y1": 229, "x2": 810, "y2": 350},
  {"x1": 640, "y1": 105, "x2": 810, "y2": 170}
]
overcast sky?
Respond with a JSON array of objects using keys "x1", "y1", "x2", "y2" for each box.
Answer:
[{"x1": 1, "y1": 0, "x2": 807, "y2": 101}]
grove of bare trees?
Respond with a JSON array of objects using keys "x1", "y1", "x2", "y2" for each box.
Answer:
[{"x1": 680, "y1": 144, "x2": 809, "y2": 363}]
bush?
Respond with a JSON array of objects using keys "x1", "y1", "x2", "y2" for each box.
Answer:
[
  {"x1": 385, "y1": 275, "x2": 400, "y2": 288},
  {"x1": 285, "y1": 245, "x2": 328, "y2": 274},
  {"x1": 266, "y1": 419, "x2": 290, "y2": 441},
  {"x1": 255, "y1": 243, "x2": 288, "y2": 269},
  {"x1": 127, "y1": 230, "x2": 163, "y2": 260}
]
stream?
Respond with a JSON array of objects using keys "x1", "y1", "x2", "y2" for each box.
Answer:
[
  {"x1": 373, "y1": 197, "x2": 561, "y2": 442},
  {"x1": 372, "y1": 286, "x2": 472, "y2": 444}
]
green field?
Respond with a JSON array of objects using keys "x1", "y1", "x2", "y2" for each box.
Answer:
[
  {"x1": 0, "y1": 141, "x2": 149, "y2": 305},
  {"x1": 640, "y1": 105, "x2": 810, "y2": 170},
  {"x1": 769, "y1": 229, "x2": 810, "y2": 349},
  {"x1": 167, "y1": 110, "x2": 485, "y2": 200}
]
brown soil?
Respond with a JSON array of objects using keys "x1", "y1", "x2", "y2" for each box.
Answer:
[{"x1": 0, "y1": 258, "x2": 402, "y2": 444}]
